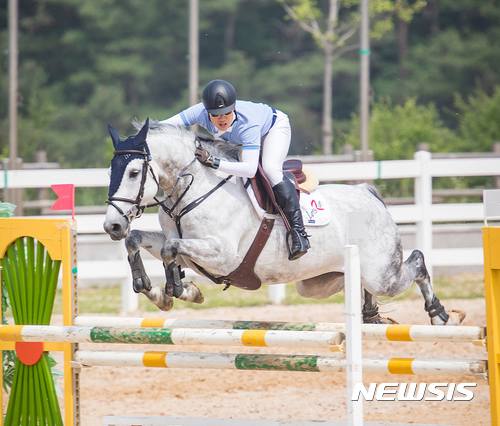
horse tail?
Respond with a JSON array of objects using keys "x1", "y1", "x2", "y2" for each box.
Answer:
[{"x1": 357, "y1": 183, "x2": 387, "y2": 208}]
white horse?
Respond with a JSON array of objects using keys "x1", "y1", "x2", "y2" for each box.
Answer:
[{"x1": 103, "y1": 119, "x2": 465, "y2": 326}]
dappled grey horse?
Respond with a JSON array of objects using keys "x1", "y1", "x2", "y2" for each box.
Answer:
[{"x1": 103, "y1": 119, "x2": 465, "y2": 326}]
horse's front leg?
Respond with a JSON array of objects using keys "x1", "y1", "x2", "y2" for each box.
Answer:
[{"x1": 125, "y1": 230, "x2": 174, "y2": 311}]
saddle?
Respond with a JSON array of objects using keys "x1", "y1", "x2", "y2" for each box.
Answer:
[
  {"x1": 218, "y1": 159, "x2": 309, "y2": 291},
  {"x1": 248, "y1": 159, "x2": 307, "y2": 215}
]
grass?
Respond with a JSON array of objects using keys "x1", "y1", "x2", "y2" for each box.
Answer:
[{"x1": 50, "y1": 272, "x2": 486, "y2": 316}]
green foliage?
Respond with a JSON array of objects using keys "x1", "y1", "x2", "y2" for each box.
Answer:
[
  {"x1": 454, "y1": 85, "x2": 500, "y2": 152},
  {"x1": 0, "y1": 203, "x2": 16, "y2": 218},
  {"x1": 0, "y1": 0, "x2": 500, "y2": 184},
  {"x1": 345, "y1": 97, "x2": 455, "y2": 160},
  {"x1": 344, "y1": 97, "x2": 456, "y2": 197},
  {"x1": 374, "y1": 28, "x2": 500, "y2": 124}
]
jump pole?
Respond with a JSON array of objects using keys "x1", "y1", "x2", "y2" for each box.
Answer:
[
  {"x1": 0, "y1": 325, "x2": 344, "y2": 349},
  {"x1": 0, "y1": 324, "x2": 485, "y2": 376},
  {"x1": 72, "y1": 350, "x2": 485, "y2": 376},
  {"x1": 73, "y1": 316, "x2": 486, "y2": 344}
]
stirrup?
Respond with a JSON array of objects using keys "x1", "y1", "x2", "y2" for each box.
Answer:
[{"x1": 286, "y1": 229, "x2": 310, "y2": 261}]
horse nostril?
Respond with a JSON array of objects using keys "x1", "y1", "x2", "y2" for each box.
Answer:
[{"x1": 112, "y1": 224, "x2": 121, "y2": 234}]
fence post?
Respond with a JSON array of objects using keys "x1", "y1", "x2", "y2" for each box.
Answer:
[
  {"x1": 268, "y1": 284, "x2": 286, "y2": 304},
  {"x1": 493, "y1": 142, "x2": 500, "y2": 189},
  {"x1": 414, "y1": 150, "x2": 433, "y2": 278},
  {"x1": 1, "y1": 158, "x2": 24, "y2": 215}
]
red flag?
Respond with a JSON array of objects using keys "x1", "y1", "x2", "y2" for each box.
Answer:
[{"x1": 51, "y1": 184, "x2": 75, "y2": 219}]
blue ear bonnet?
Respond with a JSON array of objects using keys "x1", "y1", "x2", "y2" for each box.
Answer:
[
  {"x1": 108, "y1": 119, "x2": 151, "y2": 198},
  {"x1": 108, "y1": 140, "x2": 151, "y2": 197}
]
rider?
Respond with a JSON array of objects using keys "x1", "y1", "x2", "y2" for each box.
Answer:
[{"x1": 160, "y1": 79, "x2": 310, "y2": 261}]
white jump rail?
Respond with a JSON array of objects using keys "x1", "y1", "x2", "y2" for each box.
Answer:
[
  {"x1": 73, "y1": 316, "x2": 486, "y2": 344},
  {"x1": 73, "y1": 350, "x2": 485, "y2": 377}
]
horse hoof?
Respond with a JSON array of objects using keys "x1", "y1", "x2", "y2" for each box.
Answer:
[
  {"x1": 146, "y1": 285, "x2": 174, "y2": 311},
  {"x1": 157, "y1": 298, "x2": 174, "y2": 312},
  {"x1": 445, "y1": 310, "x2": 466, "y2": 326},
  {"x1": 178, "y1": 282, "x2": 204, "y2": 304},
  {"x1": 379, "y1": 317, "x2": 399, "y2": 324}
]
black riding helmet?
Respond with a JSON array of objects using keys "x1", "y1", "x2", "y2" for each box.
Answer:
[{"x1": 202, "y1": 80, "x2": 236, "y2": 115}]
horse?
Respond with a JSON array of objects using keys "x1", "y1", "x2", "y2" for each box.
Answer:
[{"x1": 103, "y1": 118, "x2": 465, "y2": 326}]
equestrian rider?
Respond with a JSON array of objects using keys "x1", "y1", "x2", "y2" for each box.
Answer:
[{"x1": 161, "y1": 79, "x2": 310, "y2": 260}]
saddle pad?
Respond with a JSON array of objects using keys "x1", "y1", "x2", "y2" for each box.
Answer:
[{"x1": 246, "y1": 185, "x2": 330, "y2": 227}]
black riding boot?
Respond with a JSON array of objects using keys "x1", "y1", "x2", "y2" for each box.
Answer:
[{"x1": 272, "y1": 179, "x2": 310, "y2": 260}]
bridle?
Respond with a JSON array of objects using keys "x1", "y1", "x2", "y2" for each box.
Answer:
[
  {"x1": 107, "y1": 149, "x2": 160, "y2": 223},
  {"x1": 107, "y1": 140, "x2": 233, "y2": 237}
]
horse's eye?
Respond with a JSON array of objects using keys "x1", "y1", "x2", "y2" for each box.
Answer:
[{"x1": 129, "y1": 169, "x2": 140, "y2": 178}]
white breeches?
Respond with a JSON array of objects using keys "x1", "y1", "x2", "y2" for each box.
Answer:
[{"x1": 261, "y1": 110, "x2": 291, "y2": 187}]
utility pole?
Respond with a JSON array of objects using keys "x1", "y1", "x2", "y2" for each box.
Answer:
[
  {"x1": 9, "y1": 0, "x2": 18, "y2": 165},
  {"x1": 359, "y1": 0, "x2": 371, "y2": 162},
  {"x1": 5, "y1": 0, "x2": 23, "y2": 214},
  {"x1": 189, "y1": 0, "x2": 199, "y2": 107}
]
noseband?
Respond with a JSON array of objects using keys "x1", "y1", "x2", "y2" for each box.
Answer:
[{"x1": 107, "y1": 149, "x2": 159, "y2": 223}]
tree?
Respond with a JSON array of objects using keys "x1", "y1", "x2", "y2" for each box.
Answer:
[
  {"x1": 454, "y1": 85, "x2": 500, "y2": 153},
  {"x1": 277, "y1": 0, "x2": 425, "y2": 155},
  {"x1": 343, "y1": 96, "x2": 455, "y2": 197}
]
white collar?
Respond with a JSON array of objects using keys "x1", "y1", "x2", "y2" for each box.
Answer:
[{"x1": 214, "y1": 113, "x2": 237, "y2": 137}]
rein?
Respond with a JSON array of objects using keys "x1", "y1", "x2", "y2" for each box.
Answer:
[
  {"x1": 155, "y1": 172, "x2": 233, "y2": 238},
  {"x1": 107, "y1": 141, "x2": 233, "y2": 238}
]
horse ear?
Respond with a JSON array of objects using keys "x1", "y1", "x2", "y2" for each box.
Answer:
[
  {"x1": 108, "y1": 124, "x2": 121, "y2": 149},
  {"x1": 134, "y1": 118, "x2": 149, "y2": 149}
]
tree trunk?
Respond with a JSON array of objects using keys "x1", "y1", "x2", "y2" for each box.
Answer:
[
  {"x1": 397, "y1": 18, "x2": 409, "y2": 79},
  {"x1": 224, "y1": 9, "x2": 237, "y2": 61},
  {"x1": 322, "y1": 42, "x2": 333, "y2": 155},
  {"x1": 423, "y1": 0, "x2": 440, "y2": 36}
]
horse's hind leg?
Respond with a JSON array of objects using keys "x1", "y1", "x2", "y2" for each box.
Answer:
[
  {"x1": 362, "y1": 291, "x2": 398, "y2": 324},
  {"x1": 406, "y1": 250, "x2": 465, "y2": 326}
]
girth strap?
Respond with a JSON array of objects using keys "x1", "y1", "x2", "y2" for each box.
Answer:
[{"x1": 219, "y1": 217, "x2": 275, "y2": 290}]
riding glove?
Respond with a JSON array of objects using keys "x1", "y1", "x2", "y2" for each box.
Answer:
[{"x1": 195, "y1": 146, "x2": 220, "y2": 169}]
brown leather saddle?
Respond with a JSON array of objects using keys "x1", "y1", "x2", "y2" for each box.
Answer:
[
  {"x1": 248, "y1": 159, "x2": 307, "y2": 215},
  {"x1": 216, "y1": 159, "x2": 308, "y2": 291}
]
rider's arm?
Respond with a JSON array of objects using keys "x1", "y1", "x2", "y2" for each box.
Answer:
[
  {"x1": 217, "y1": 148, "x2": 260, "y2": 178},
  {"x1": 160, "y1": 103, "x2": 207, "y2": 128}
]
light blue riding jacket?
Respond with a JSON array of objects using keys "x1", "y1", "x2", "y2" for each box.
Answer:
[{"x1": 177, "y1": 100, "x2": 276, "y2": 151}]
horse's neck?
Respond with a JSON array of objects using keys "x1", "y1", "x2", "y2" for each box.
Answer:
[{"x1": 149, "y1": 135, "x2": 231, "y2": 203}]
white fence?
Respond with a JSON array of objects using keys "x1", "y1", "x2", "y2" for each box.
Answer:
[{"x1": 3, "y1": 151, "x2": 496, "y2": 311}]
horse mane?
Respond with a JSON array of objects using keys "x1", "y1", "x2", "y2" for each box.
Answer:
[{"x1": 132, "y1": 118, "x2": 240, "y2": 162}]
